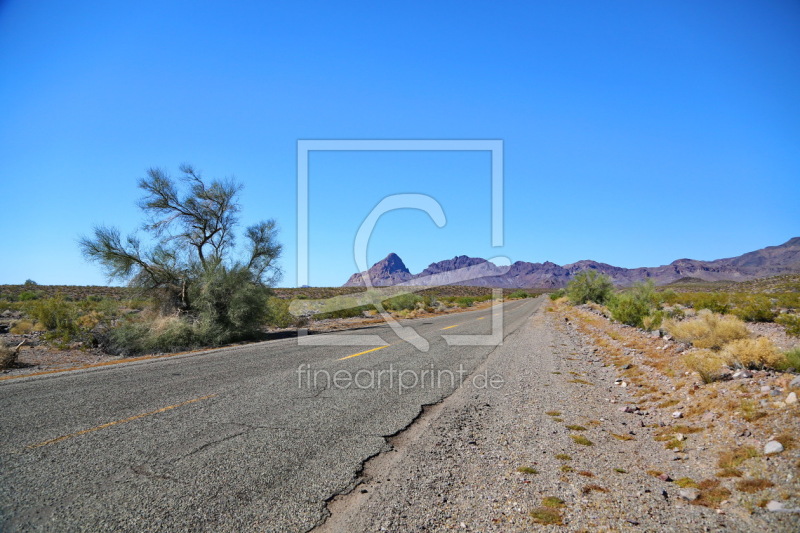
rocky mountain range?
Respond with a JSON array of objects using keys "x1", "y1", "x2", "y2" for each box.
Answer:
[{"x1": 343, "y1": 237, "x2": 800, "y2": 288}]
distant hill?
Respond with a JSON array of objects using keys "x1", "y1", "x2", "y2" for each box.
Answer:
[{"x1": 343, "y1": 237, "x2": 800, "y2": 289}]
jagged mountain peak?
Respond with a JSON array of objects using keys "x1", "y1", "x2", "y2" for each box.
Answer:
[{"x1": 342, "y1": 238, "x2": 800, "y2": 288}]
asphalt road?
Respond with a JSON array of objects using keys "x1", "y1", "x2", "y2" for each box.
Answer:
[{"x1": 0, "y1": 297, "x2": 542, "y2": 532}]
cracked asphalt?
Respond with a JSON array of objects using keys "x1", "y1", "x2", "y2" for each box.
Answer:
[{"x1": 0, "y1": 297, "x2": 541, "y2": 532}]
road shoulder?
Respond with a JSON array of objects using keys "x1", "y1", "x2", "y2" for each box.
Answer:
[{"x1": 316, "y1": 301, "x2": 762, "y2": 531}]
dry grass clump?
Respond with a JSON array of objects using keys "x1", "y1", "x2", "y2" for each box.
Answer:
[
  {"x1": 9, "y1": 319, "x2": 35, "y2": 334},
  {"x1": 541, "y1": 496, "x2": 565, "y2": 508},
  {"x1": 735, "y1": 478, "x2": 774, "y2": 493},
  {"x1": 716, "y1": 467, "x2": 743, "y2": 478},
  {"x1": 570, "y1": 434, "x2": 593, "y2": 446},
  {"x1": 664, "y1": 310, "x2": 749, "y2": 350},
  {"x1": 555, "y1": 454, "x2": 572, "y2": 461},
  {"x1": 0, "y1": 341, "x2": 17, "y2": 369},
  {"x1": 529, "y1": 507, "x2": 562, "y2": 525},
  {"x1": 721, "y1": 337, "x2": 784, "y2": 370},
  {"x1": 739, "y1": 399, "x2": 767, "y2": 422},
  {"x1": 517, "y1": 466, "x2": 538, "y2": 475},
  {"x1": 581, "y1": 484, "x2": 608, "y2": 494},
  {"x1": 775, "y1": 433, "x2": 795, "y2": 450},
  {"x1": 692, "y1": 479, "x2": 731, "y2": 508},
  {"x1": 718, "y1": 446, "x2": 759, "y2": 469},
  {"x1": 681, "y1": 349, "x2": 729, "y2": 383}
]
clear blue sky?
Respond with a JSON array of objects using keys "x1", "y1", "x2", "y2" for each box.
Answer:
[{"x1": 1, "y1": 1, "x2": 798, "y2": 287}]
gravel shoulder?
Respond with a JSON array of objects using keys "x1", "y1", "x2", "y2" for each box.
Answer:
[{"x1": 316, "y1": 302, "x2": 795, "y2": 531}]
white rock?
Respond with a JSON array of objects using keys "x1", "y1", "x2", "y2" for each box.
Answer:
[
  {"x1": 679, "y1": 488, "x2": 699, "y2": 501},
  {"x1": 786, "y1": 392, "x2": 797, "y2": 405},
  {"x1": 761, "y1": 385, "x2": 772, "y2": 393},
  {"x1": 671, "y1": 411, "x2": 683, "y2": 419},
  {"x1": 764, "y1": 440, "x2": 784, "y2": 455},
  {"x1": 766, "y1": 500, "x2": 785, "y2": 511},
  {"x1": 675, "y1": 433, "x2": 685, "y2": 442},
  {"x1": 790, "y1": 375, "x2": 800, "y2": 389}
]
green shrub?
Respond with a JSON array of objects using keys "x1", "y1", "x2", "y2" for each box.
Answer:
[
  {"x1": 265, "y1": 297, "x2": 295, "y2": 328},
  {"x1": 382, "y1": 293, "x2": 423, "y2": 311},
  {"x1": 188, "y1": 263, "x2": 270, "y2": 343},
  {"x1": 455, "y1": 296, "x2": 475, "y2": 308},
  {"x1": 423, "y1": 294, "x2": 438, "y2": 310},
  {"x1": 18, "y1": 291, "x2": 40, "y2": 301},
  {"x1": 549, "y1": 288, "x2": 566, "y2": 301},
  {"x1": 664, "y1": 306, "x2": 686, "y2": 320},
  {"x1": 686, "y1": 292, "x2": 730, "y2": 314},
  {"x1": 566, "y1": 271, "x2": 613, "y2": 305},
  {"x1": 107, "y1": 316, "x2": 197, "y2": 355},
  {"x1": 27, "y1": 296, "x2": 76, "y2": 333},
  {"x1": 509, "y1": 290, "x2": 531, "y2": 299},
  {"x1": 775, "y1": 292, "x2": 800, "y2": 310},
  {"x1": 607, "y1": 280, "x2": 661, "y2": 329},
  {"x1": 315, "y1": 305, "x2": 374, "y2": 320},
  {"x1": 776, "y1": 313, "x2": 800, "y2": 337},
  {"x1": 780, "y1": 347, "x2": 800, "y2": 371},
  {"x1": 731, "y1": 295, "x2": 775, "y2": 323}
]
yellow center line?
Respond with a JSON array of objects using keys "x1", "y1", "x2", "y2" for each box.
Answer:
[
  {"x1": 27, "y1": 394, "x2": 218, "y2": 449},
  {"x1": 441, "y1": 324, "x2": 459, "y2": 330},
  {"x1": 477, "y1": 317, "x2": 486, "y2": 320},
  {"x1": 339, "y1": 344, "x2": 391, "y2": 361}
]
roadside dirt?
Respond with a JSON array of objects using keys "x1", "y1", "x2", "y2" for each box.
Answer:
[{"x1": 313, "y1": 300, "x2": 799, "y2": 532}]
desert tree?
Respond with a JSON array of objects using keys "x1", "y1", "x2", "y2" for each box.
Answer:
[
  {"x1": 80, "y1": 164, "x2": 282, "y2": 329},
  {"x1": 565, "y1": 270, "x2": 614, "y2": 305}
]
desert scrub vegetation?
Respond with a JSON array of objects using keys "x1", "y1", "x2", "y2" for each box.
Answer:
[
  {"x1": 508, "y1": 290, "x2": 532, "y2": 299},
  {"x1": 729, "y1": 295, "x2": 776, "y2": 322},
  {"x1": 529, "y1": 505, "x2": 563, "y2": 525},
  {"x1": 667, "y1": 309, "x2": 795, "y2": 373},
  {"x1": 776, "y1": 313, "x2": 800, "y2": 336},
  {"x1": 549, "y1": 288, "x2": 566, "y2": 300},
  {"x1": 79, "y1": 164, "x2": 283, "y2": 355},
  {"x1": 566, "y1": 271, "x2": 614, "y2": 305},
  {"x1": 721, "y1": 337, "x2": 784, "y2": 370},
  {"x1": 606, "y1": 280, "x2": 663, "y2": 330},
  {"x1": 661, "y1": 288, "x2": 799, "y2": 325},
  {"x1": 0, "y1": 340, "x2": 19, "y2": 369},
  {"x1": 783, "y1": 347, "x2": 800, "y2": 370},
  {"x1": 681, "y1": 349, "x2": 728, "y2": 383},
  {"x1": 664, "y1": 310, "x2": 749, "y2": 350}
]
